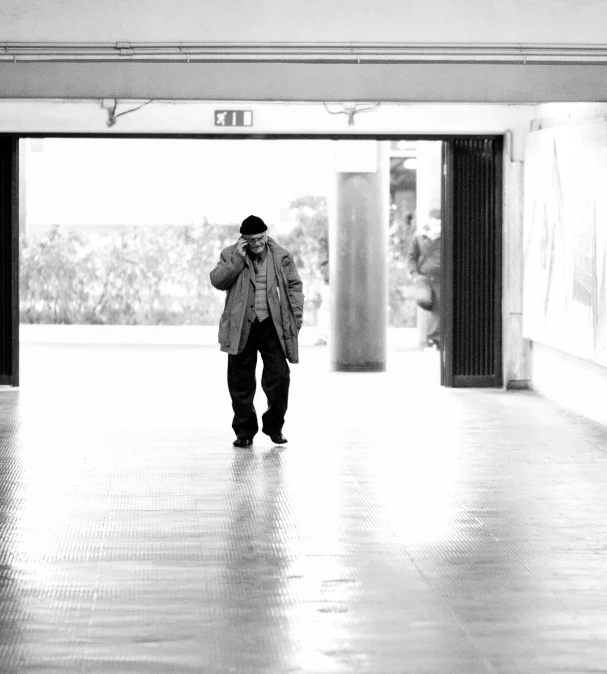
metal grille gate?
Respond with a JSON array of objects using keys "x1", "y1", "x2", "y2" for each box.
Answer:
[
  {"x1": 0, "y1": 136, "x2": 18, "y2": 387},
  {"x1": 442, "y1": 137, "x2": 503, "y2": 388}
]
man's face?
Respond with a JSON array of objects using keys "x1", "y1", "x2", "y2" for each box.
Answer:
[{"x1": 244, "y1": 232, "x2": 267, "y2": 255}]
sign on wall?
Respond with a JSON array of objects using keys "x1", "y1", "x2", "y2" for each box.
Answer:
[
  {"x1": 214, "y1": 110, "x2": 253, "y2": 127},
  {"x1": 523, "y1": 120, "x2": 607, "y2": 366}
]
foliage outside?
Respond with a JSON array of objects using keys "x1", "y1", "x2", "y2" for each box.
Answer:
[
  {"x1": 20, "y1": 194, "x2": 416, "y2": 326},
  {"x1": 388, "y1": 206, "x2": 418, "y2": 327}
]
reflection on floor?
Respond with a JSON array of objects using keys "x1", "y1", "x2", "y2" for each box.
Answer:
[{"x1": 0, "y1": 341, "x2": 606, "y2": 673}]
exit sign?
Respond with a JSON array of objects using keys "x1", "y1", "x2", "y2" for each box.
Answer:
[{"x1": 214, "y1": 110, "x2": 253, "y2": 127}]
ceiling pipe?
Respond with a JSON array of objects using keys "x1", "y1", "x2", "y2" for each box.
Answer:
[{"x1": 3, "y1": 42, "x2": 607, "y2": 64}]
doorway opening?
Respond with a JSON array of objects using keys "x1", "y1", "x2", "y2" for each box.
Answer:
[{"x1": 0, "y1": 134, "x2": 502, "y2": 389}]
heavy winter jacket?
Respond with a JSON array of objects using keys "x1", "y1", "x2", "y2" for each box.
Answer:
[
  {"x1": 210, "y1": 237, "x2": 304, "y2": 363},
  {"x1": 407, "y1": 233, "x2": 441, "y2": 280}
]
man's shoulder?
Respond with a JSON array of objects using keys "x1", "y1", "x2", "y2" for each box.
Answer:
[
  {"x1": 267, "y1": 237, "x2": 293, "y2": 261},
  {"x1": 221, "y1": 242, "x2": 238, "y2": 256}
]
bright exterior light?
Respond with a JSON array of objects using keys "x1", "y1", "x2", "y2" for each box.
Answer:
[{"x1": 403, "y1": 158, "x2": 417, "y2": 170}]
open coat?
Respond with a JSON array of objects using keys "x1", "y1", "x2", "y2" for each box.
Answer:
[{"x1": 210, "y1": 237, "x2": 304, "y2": 363}]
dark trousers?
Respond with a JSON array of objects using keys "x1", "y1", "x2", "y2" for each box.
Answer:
[
  {"x1": 227, "y1": 318, "x2": 290, "y2": 439},
  {"x1": 427, "y1": 276, "x2": 441, "y2": 346}
]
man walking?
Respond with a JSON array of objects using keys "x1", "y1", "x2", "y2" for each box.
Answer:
[{"x1": 210, "y1": 215, "x2": 304, "y2": 448}]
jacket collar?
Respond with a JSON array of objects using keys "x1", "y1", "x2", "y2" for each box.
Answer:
[
  {"x1": 245, "y1": 242, "x2": 278, "y2": 290},
  {"x1": 243, "y1": 237, "x2": 288, "y2": 290},
  {"x1": 266, "y1": 236, "x2": 290, "y2": 263},
  {"x1": 242, "y1": 237, "x2": 286, "y2": 266}
]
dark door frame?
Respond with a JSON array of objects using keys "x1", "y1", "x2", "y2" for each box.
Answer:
[
  {"x1": 0, "y1": 131, "x2": 504, "y2": 389},
  {"x1": 0, "y1": 136, "x2": 19, "y2": 387},
  {"x1": 441, "y1": 137, "x2": 504, "y2": 388}
]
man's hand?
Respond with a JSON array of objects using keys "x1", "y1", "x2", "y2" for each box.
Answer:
[{"x1": 235, "y1": 237, "x2": 248, "y2": 258}]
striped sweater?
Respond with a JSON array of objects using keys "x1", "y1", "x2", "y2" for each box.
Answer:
[{"x1": 254, "y1": 255, "x2": 270, "y2": 321}]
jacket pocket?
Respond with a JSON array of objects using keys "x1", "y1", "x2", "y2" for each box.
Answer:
[
  {"x1": 218, "y1": 313, "x2": 230, "y2": 345},
  {"x1": 289, "y1": 312, "x2": 298, "y2": 336},
  {"x1": 283, "y1": 326, "x2": 294, "y2": 360}
]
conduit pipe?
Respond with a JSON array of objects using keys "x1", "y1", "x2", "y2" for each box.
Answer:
[{"x1": 3, "y1": 42, "x2": 607, "y2": 64}]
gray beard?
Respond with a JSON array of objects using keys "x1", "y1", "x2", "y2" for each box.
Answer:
[{"x1": 248, "y1": 245, "x2": 266, "y2": 261}]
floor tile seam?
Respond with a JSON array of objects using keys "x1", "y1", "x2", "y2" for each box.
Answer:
[
  {"x1": 383, "y1": 524, "x2": 499, "y2": 673},
  {"x1": 583, "y1": 439, "x2": 607, "y2": 455}
]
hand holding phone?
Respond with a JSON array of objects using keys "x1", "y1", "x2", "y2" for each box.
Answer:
[{"x1": 236, "y1": 237, "x2": 248, "y2": 257}]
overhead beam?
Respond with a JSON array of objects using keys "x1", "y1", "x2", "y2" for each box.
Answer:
[{"x1": 1, "y1": 62, "x2": 607, "y2": 102}]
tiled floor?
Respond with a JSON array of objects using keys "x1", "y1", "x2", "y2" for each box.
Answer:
[{"x1": 1, "y1": 340, "x2": 606, "y2": 673}]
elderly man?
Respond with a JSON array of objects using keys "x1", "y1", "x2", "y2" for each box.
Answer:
[{"x1": 210, "y1": 215, "x2": 304, "y2": 448}]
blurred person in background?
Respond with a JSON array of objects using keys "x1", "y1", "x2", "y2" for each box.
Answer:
[
  {"x1": 210, "y1": 215, "x2": 304, "y2": 448},
  {"x1": 408, "y1": 208, "x2": 442, "y2": 349}
]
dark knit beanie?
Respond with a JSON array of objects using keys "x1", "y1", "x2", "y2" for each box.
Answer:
[{"x1": 240, "y1": 215, "x2": 268, "y2": 235}]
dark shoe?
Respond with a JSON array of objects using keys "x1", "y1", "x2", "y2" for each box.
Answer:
[
  {"x1": 233, "y1": 436, "x2": 253, "y2": 448},
  {"x1": 270, "y1": 434, "x2": 288, "y2": 445}
]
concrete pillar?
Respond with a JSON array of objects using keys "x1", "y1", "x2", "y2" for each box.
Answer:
[
  {"x1": 329, "y1": 141, "x2": 389, "y2": 372},
  {"x1": 503, "y1": 130, "x2": 531, "y2": 389}
]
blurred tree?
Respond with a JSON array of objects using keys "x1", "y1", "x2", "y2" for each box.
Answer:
[
  {"x1": 20, "y1": 203, "x2": 418, "y2": 327},
  {"x1": 388, "y1": 207, "x2": 418, "y2": 327},
  {"x1": 273, "y1": 195, "x2": 329, "y2": 326},
  {"x1": 19, "y1": 222, "x2": 239, "y2": 325},
  {"x1": 275, "y1": 195, "x2": 329, "y2": 274}
]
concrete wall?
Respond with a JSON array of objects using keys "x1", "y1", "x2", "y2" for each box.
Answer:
[
  {"x1": 525, "y1": 103, "x2": 607, "y2": 424},
  {"x1": 503, "y1": 141, "x2": 529, "y2": 389},
  {"x1": 532, "y1": 343, "x2": 607, "y2": 427},
  {"x1": 0, "y1": 100, "x2": 534, "y2": 139},
  {"x1": 2, "y1": 0, "x2": 606, "y2": 43}
]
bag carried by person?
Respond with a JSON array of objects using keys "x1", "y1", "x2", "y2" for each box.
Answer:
[{"x1": 413, "y1": 274, "x2": 433, "y2": 311}]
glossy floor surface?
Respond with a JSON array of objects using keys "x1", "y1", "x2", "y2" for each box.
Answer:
[{"x1": 1, "y1": 340, "x2": 607, "y2": 673}]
